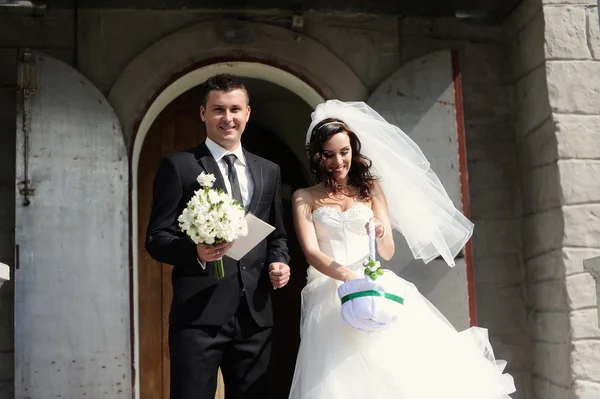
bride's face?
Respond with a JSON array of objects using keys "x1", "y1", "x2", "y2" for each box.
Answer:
[{"x1": 322, "y1": 132, "x2": 352, "y2": 183}]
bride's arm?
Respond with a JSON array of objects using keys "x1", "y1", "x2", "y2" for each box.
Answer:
[
  {"x1": 292, "y1": 189, "x2": 357, "y2": 283},
  {"x1": 371, "y1": 181, "x2": 395, "y2": 260}
]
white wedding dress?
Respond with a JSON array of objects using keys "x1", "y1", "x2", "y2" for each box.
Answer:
[{"x1": 288, "y1": 204, "x2": 516, "y2": 399}]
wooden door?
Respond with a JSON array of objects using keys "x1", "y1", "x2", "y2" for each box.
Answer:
[{"x1": 138, "y1": 87, "x2": 308, "y2": 399}]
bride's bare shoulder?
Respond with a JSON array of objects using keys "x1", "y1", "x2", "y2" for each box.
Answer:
[{"x1": 292, "y1": 185, "x2": 321, "y2": 206}]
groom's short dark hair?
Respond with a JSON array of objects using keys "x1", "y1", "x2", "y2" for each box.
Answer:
[{"x1": 200, "y1": 74, "x2": 249, "y2": 106}]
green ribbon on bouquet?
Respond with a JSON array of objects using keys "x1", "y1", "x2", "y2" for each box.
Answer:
[{"x1": 340, "y1": 290, "x2": 404, "y2": 305}]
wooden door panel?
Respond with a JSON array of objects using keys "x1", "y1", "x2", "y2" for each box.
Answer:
[
  {"x1": 139, "y1": 88, "x2": 226, "y2": 399},
  {"x1": 139, "y1": 120, "x2": 164, "y2": 399}
]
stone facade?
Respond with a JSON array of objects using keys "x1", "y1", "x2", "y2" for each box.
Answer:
[
  {"x1": 507, "y1": 0, "x2": 600, "y2": 398},
  {"x1": 0, "y1": 3, "x2": 598, "y2": 398}
]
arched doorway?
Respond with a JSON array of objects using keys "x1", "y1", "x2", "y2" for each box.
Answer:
[{"x1": 137, "y1": 77, "x2": 314, "y2": 399}]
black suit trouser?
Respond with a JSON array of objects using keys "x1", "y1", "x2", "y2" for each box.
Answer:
[{"x1": 169, "y1": 297, "x2": 272, "y2": 399}]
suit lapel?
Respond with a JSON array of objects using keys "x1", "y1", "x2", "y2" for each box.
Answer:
[
  {"x1": 195, "y1": 143, "x2": 227, "y2": 192},
  {"x1": 244, "y1": 149, "x2": 263, "y2": 215}
]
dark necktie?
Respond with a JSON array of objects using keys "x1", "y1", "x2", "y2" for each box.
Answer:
[{"x1": 223, "y1": 154, "x2": 244, "y2": 206}]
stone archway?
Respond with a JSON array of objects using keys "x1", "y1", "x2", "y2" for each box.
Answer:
[{"x1": 106, "y1": 20, "x2": 367, "y2": 398}]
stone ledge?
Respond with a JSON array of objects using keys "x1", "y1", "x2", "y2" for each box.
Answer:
[
  {"x1": 584, "y1": 256, "x2": 600, "y2": 327},
  {"x1": 0, "y1": 262, "x2": 8, "y2": 288}
]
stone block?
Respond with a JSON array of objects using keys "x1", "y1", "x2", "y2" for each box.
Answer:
[
  {"x1": 527, "y1": 249, "x2": 564, "y2": 282},
  {"x1": 573, "y1": 340, "x2": 600, "y2": 381},
  {"x1": 306, "y1": 12, "x2": 400, "y2": 91},
  {"x1": 532, "y1": 342, "x2": 572, "y2": 387},
  {"x1": 531, "y1": 279, "x2": 568, "y2": 311},
  {"x1": 508, "y1": 9, "x2": 546, "y2": 79},
  {"x1": 0, "y1": 10, "x2": 73, "y2": 48},
  {"x1": 588, "y1": 8, "x2": 600, "y2": 60},
  {"x1": 564, "y1": 204, "x2": 600, "y2": 248},
  {"x1": 544, "y1": 6, "x2": 591, "y2": 59},
  {"x1": 564, "y1": 248, "x2": 600, "y2": 275},
  {"x1": 473, "y1": 253, "x2": 524, "y2": 285},
  {"x1": 566, "y1": 273, "x2": 597, "y2": 310},
  {"x1": 555, "y1": 114, "x2": 600, "y2": 160},
  {"x1": 477, "y1": 285, "x2": 528, "y2": 334},
  {"x1": 486, "y1": 218, "x2": 523, "y2": 256},
  {"x1": 523, "y1": 208, "x2": 564, "y2": 258},
  {"x1": 521, "y1": 162, "x2": 561, "y2": 214},
  {"x1": 468, "y1": 159, "x2": 519, "y2": 190},
  {"x1": 511, "y1": 372, "x2": 533, "y2": 399},
  {"x1": 559, "y1": 161, "x2": 600, "y2": 205},
  {"x1": 489, "y1": 342, "x2": 529, "y2": 371},
  {"x1": 461, "y1": 83, "x2": 511, "y2": 125},
  {"x1": 459, "y1": 43, "x2": 511, "y2": 85},
  {"x1": 400, "y1": 16, "x2": 504, "y2": 41},
  {"x1": 514, "y1": 65, "x2": 552, "y2": 137},
  {"x1": 571, "y1": 309, "x2": 600, "y2": 339},
  {"x1": 534, "y1": 311, "x2": 570, "y2": 343},
  {"x1": 533, "y1": 377, "x2": 573, "y2": 399},
  {"x1": 527, "y1": 248, "x2": 600, "y2": 281},
  {"x1": 517, "y1": 116, "x2": 557, "y2": 167},
  {"x1": 574, "y1": 380, "x2": 600, "y2": 399},
  {"x1": 471, "y1": 218, "x2": 490, "y2": 258},
  {"x1": 505, "y1": 0, "x2": 543, "y2": 37},
  {"x1": 470, "y1": 186, "x2": 521, "y2": 219},
  {"x1": 465, "y1": 122, "x2": 515, "y2": 147},
  {"x1": 466, "y1": 135, "x2": 516, "y2": 164},
  {"x1": 546, "y1": 61, "x2": 600, "y2": 114}
]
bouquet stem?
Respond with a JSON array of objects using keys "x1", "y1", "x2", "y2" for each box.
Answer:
[{"x1": 213, "y1": 258, "x2": 225, "y2": 279}]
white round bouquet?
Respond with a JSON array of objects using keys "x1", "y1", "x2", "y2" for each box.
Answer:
[{"x1": 177, "y1": 172, "x2": 248, "y2": 279}]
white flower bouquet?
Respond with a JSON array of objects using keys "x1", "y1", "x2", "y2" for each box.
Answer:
[{"x1": 177, "y1": 172, "x2": 248, "y2": 279}]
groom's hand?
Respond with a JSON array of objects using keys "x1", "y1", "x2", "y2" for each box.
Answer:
[
  {"x1": 196, "y1": 242, "x2": 233, "y2": 263},
  {"x1": 269, "y1": 262, "x2": 290, "y2": 289}
]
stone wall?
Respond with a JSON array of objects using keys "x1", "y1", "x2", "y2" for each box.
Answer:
[{"x1": 507, "y1": 0, "x2": 600, "y2": 398}]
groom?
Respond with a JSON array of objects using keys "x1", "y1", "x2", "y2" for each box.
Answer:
[{"x1": 146, "y1": 73, "x2": 291, "y2": 399}]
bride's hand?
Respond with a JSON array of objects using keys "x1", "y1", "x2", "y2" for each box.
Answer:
[
  {"x1": 342, "y1": 270, "x2": 358, "y2": 283},
  {"x1": 365, "y1": 217, "x2": 385, "y2": 239}
]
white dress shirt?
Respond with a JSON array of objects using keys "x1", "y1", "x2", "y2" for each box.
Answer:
[
  {"x1": 197, "y1": 138, "x2": 255, "y2": 269},
  {"x1": 205, "y1": 138, "x2": 254, "y2": 210}
]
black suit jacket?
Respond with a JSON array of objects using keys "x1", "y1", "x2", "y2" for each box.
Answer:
[{"x1": 145, "y1": 143, "x2": 290, "y2": 327}]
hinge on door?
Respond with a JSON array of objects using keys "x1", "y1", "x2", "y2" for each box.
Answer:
[
  {"x1": 18, "y1": 48, "x2": 36, "y2": 100},
  {"x1": 17, "y1": 48, "x2": 36, "y2": 206}
]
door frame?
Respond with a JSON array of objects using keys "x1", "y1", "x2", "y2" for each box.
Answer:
[{"x1": 130, "y1": 61, "x2": 325, "y2": 399}]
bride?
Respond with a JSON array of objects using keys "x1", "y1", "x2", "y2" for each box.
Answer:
[{"x1": 288, "y1": 100, "x2": 516, "y2": 399}]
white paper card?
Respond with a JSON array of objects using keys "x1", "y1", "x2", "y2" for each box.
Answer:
[{"x1": 226, "y1": 213, "x2": 275, "y2": 261}]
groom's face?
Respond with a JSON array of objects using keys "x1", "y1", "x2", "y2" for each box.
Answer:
[{"x1": 200, "y1": 89, "x2": 251, "y2": 151}]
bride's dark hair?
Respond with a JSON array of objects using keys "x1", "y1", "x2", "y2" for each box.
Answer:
[{"x1": 306, "y1": 118, "x2": 376, "y2": 200}]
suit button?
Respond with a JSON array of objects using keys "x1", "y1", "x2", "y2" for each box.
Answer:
[{"x1": 241, "y1": 262, "x2": 246, "y2": 270}]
